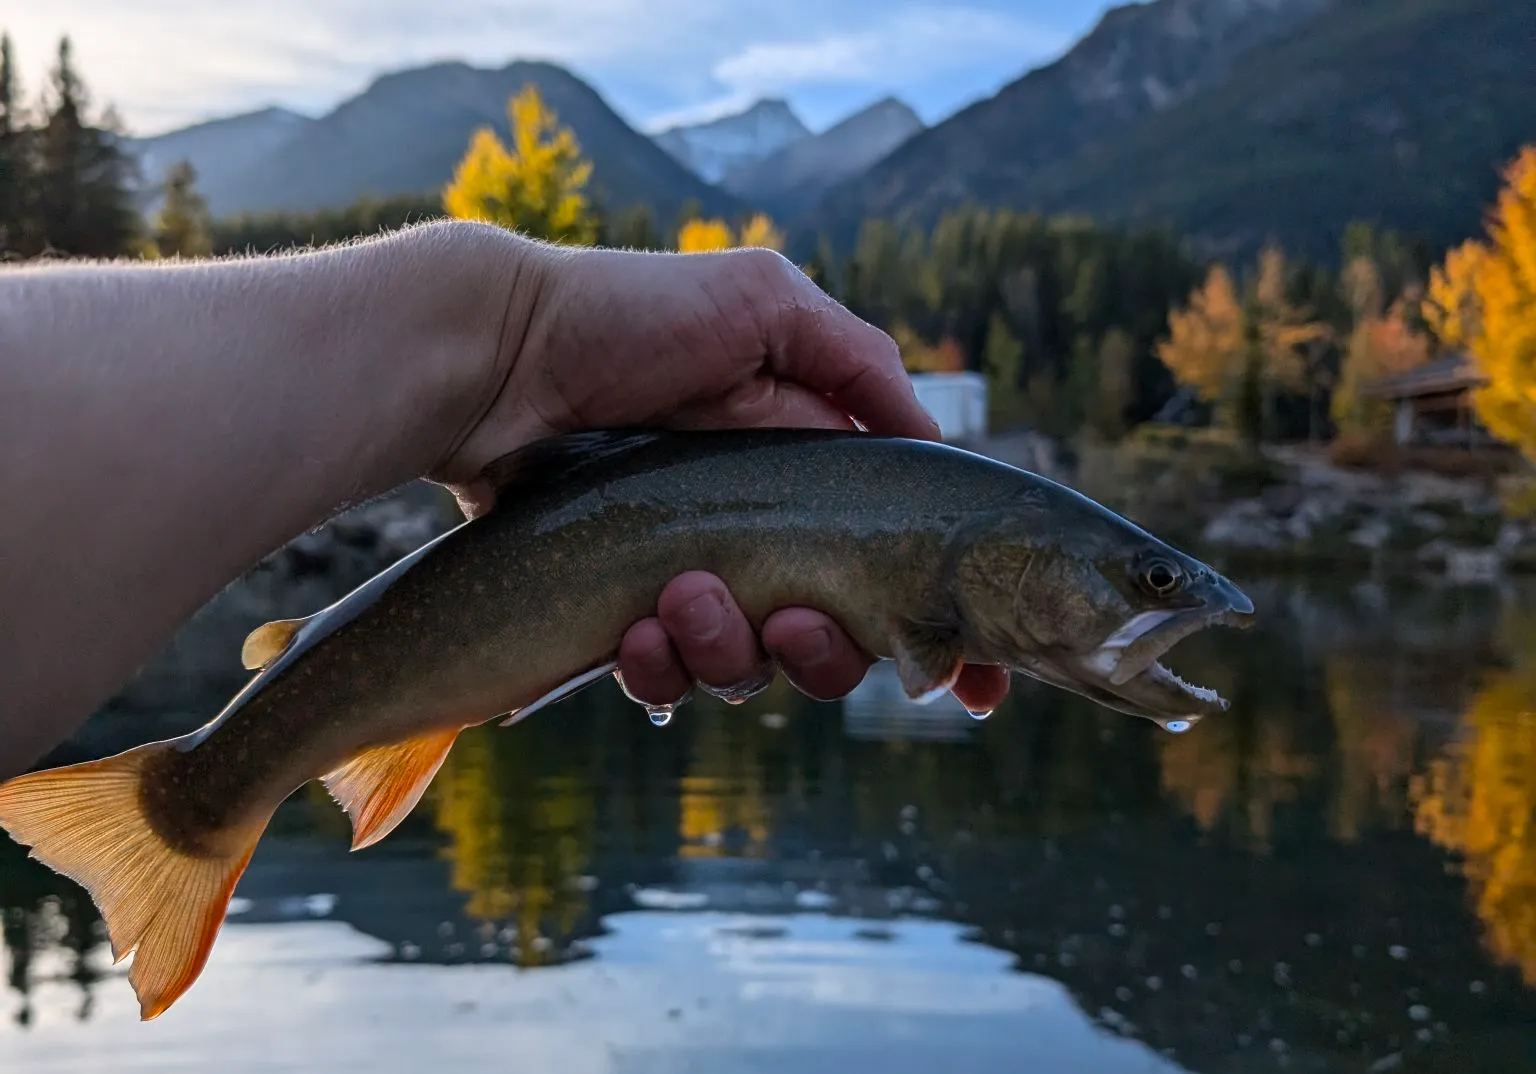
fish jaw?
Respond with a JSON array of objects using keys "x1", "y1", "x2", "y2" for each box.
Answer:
[{"x1": 1070, "y1": 573, "x2": 1257, "y2": 727}]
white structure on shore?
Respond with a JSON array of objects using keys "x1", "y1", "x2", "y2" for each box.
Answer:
[{"x1": 909, "y1": 372, "x2": 988, "y2": 442}]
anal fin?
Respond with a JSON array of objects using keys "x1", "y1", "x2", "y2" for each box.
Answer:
[
  {"x1": 891, "y1": 622, "x2": 964, "y2": 704},
  {"x1": 321, "y1": 728, "x2": 465, "y2": 851}
]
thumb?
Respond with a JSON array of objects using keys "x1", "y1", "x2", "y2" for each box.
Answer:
[{"x1": 668, "y1": 377, "x2": 861, "y2": 433}]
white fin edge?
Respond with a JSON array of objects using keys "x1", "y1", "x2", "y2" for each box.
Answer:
[{"x1": 499, "y1": 662, "x2": 620, "y2": 727}]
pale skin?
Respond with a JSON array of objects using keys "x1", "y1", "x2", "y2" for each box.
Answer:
[{"x1": 0, "y1": 219, "x2": 1009, "y2": 780}]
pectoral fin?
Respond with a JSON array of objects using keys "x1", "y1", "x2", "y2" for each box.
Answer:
[
  {"x1": 890, "y1": 623, "x2": 964, "y2": 703},
  {"x1": 320, "y1": 728, "x2": 466, "y2": 851},
  {"x1": 240, "y1": 617, "x2": 309, "y2": 670}
]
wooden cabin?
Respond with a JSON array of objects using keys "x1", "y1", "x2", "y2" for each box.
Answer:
[{"x1": 1360, "y1": 354, "x2": 1494, "y2": 448}]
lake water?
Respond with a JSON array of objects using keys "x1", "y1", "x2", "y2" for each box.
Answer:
[{"x1": 4, "y1": 573, "x2": 1536, "y2": 1073}]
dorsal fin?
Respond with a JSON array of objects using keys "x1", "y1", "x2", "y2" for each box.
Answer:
[
  {"x1": 478, "y1": 426, "x2": 871, "y2": 500},
  {"x1": 480, "y1": 429, "x2": 667, "y2": 495},
  {"x1": 240, "y1": 616, "x2": 310, "y2": 670}
]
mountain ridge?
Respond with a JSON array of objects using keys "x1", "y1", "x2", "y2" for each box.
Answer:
[
  {"x1": 652, "y1": 98, "x2": 811, "y2": 184},
  {"x1": 805, "y1": 0, "x2": 1536, "y2": 261},
  {"x1": 722, "y1": 97, "x2": 924, "y2": 221},
  {"x1": 129, "y1": 60, "x2": 740, "y2": 223}
]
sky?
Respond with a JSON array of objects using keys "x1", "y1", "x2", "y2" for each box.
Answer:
[{"x1": 2, "y1": 1, "x2": 1118, "y2": 138}]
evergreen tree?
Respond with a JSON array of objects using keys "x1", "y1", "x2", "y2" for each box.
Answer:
[
  {"x1": 151, "y1": 160, "x2": 212, "y2": 258},
  {"x1": 599, "y1": 204, "x2": 662, "y2": 251},
  {"x1": 33, "y1": 37, "x2": 139, "y2": 257},
  {"x1": 0, "y1": 33, "x2": 32, "y2": 257},
  {"x1": 1091, "y1": 328, "x2": 1136, "y2": 441}
]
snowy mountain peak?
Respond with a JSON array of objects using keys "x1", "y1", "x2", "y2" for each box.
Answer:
[{"x1": 653, "y1": 98, "x2": 811, "y2": 183}]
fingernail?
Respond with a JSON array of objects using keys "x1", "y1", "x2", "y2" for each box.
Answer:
[
  {"x1": 679, "y1": 593, "x2": 726, "y2": 643},
  {"x1": 776, "y1": 626, "x2": 831, "y2": 667}
]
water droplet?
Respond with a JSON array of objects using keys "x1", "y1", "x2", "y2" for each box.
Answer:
[
  {"x1": 1470, "y1": 979, "x2": 1486, "y2": 994},
  {"x1": 1165, "y1": 719, "x2": 1192, "y2": 734},
  {"x1": 1389, "y1": 944, "x2": 1409, "y2": 960},
  {"x1": 646, "y1": 704, "x2": 674, "y2": 726},
  {"x1": 1408, "y1": 1004, "x2": 1430, "y2": 1022},
  {"x1": 967, "y1": 707, "x2": 992, "y2": 721}
]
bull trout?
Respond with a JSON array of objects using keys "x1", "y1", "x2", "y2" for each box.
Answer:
[{"x1": 0, "y1": 428, "x2": 1254, "y2": 1019}]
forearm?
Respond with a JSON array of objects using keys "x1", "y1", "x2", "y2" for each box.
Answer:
[{"x1": 0, "y1": 220, "x2": 533, "y2": 774}]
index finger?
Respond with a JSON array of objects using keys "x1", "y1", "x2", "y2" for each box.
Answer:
[{"x1": 764, "y1": 258, "x2": 942, "y2": 441}]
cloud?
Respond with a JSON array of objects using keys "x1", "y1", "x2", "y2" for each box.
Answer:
[
  {"x1": 3, "y1": 0, "x2": 1080, "y2": 137},
  {"x1": 713, "y1": 7, "x2": 1064, "y2": 93}
]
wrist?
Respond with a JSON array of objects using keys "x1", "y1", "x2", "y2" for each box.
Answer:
[{"x1": 356, "y1": 219, "x2": 554, "y2": 495}]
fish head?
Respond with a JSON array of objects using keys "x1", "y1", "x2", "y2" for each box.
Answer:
[{"x1": 952, "y1": 483, "x2": 1256, "y2": 730}]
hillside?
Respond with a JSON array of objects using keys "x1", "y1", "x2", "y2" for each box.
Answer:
[
  {"x1": 807, "y1": 0, "x2": 1333, "y2": 246},
  {"x1": 653, "y1": 99, "x2": 809, "y2": 184},
  {"x1": 810, "y1": 0, "x2": 1536, "y2": 261},
  {"x1": 127, "y1": 107, "x2": 311, "y2": 206},
  {"x1": 722, "y1": 97, "x2": 923, "y2": 220},
  {"x1": 164, "y1": 61, "x2": 739, "y2": 222},
  {"x1": 990, "y1": 0, "x2": 1536, "y2": 260}
]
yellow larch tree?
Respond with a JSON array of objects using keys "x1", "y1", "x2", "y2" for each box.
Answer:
[
  {"x1": 442, "y1": 83, "x2": 598, "y2": 246},
  {"x1": 676, "y1": 217, "x2": 733, "y2": 252},
  {"x1": 1158, "y1": 246, "x2": 1332, "y2": 440},
  {"x1": 736, "y1": 212, "x2": 785, "y2": 251},
  {"x1": 1331, "y1": 253, "x2": 1433, "y2": 436},
  {"x1": 1423, "y1": 145, "x2": 1536, "y2": 460},
  {"x1": 1156, "y1": 262, "x2": 1245, "y2": 403},
  {"x1": 676, "y1": 212, "x2": 785, "y2": 254}
]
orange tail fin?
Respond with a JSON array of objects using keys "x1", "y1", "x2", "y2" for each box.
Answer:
[
  {"x1": 0, "y1": 742, "x2": 268, "y2": 1020},
  {"x1": 321, "y1": 727, "x2": 465, "y2": 851}
]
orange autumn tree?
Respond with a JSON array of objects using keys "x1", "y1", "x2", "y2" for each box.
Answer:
[
  {"x1": 1156, "y1": 246, "x2": 1325, "y2": 440},
  {"x1": 1423, "y1": 145, "x2": 1536, "y2": 461},
  {"x1": 1331, "y1": 256, "x2": 1432, "y2": 436},
  {"x1": 1157, "y1": 263, "x2": 1244, "y2": 403}
]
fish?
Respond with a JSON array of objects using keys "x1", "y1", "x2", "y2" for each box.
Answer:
[{"x1": 0, "y1": 427, "x2": 1255, "y2": 1019}]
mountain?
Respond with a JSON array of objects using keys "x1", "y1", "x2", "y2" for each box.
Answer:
[
  {"x1": 127, "y1": 107, "x2": 311, "y2": 205},
  {"x1": 722, "y1": 97, "x2": 923, "y2": 220},
  {"x1": 142, "y1": 60, "x2": 739, "y2": 223},
  {"x1": 810, "y1": 0, "x2": 1536, "y2": 261},
  {"x1": 652, "y1": 98, "x2": 811, "y2": 184}
]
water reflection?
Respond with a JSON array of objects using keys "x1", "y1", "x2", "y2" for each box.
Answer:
[{"x1": 4, "y1": 574, "x2": 1536, "y2": 1072}]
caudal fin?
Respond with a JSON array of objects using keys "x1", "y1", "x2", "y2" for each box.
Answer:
[{"x1": 0, "y1": 743, "x2": 267, "y2": 1020}]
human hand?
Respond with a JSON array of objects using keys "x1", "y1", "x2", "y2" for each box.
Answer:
[{"x1": 432, "y1": 235, "x2": 1010, "y2": 714}]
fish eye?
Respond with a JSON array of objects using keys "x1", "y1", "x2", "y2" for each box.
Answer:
[{"x1": 1139, "y1": 558, "x2": 1183, "y2": 597}]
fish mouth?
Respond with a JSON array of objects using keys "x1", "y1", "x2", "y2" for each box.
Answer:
[{"x1": 1071, "y1": 580, "x2": 1257, "y2": 726}]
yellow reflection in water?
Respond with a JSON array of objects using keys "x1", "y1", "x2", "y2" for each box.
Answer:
[
  {"x1": 677, "y1": 714, "x2": 769, "y2": 858},
  {"x1": 1158, "y1": 700, "x2": 1318, "y2": 854},
  {"x1": 1324, "y1": 654, "x2": 1421, "y2": 844},
  {"x1": 1411, "y1": 665, "x2": 1536, "y2": 985},
  {"x1": 428, "y1": 729, "x2": 595, "y2": 963}
]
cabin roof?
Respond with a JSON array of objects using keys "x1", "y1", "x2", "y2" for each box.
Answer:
[{"x1": 1360, "y1": 354, "x2": 1487, "y2": 400}]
